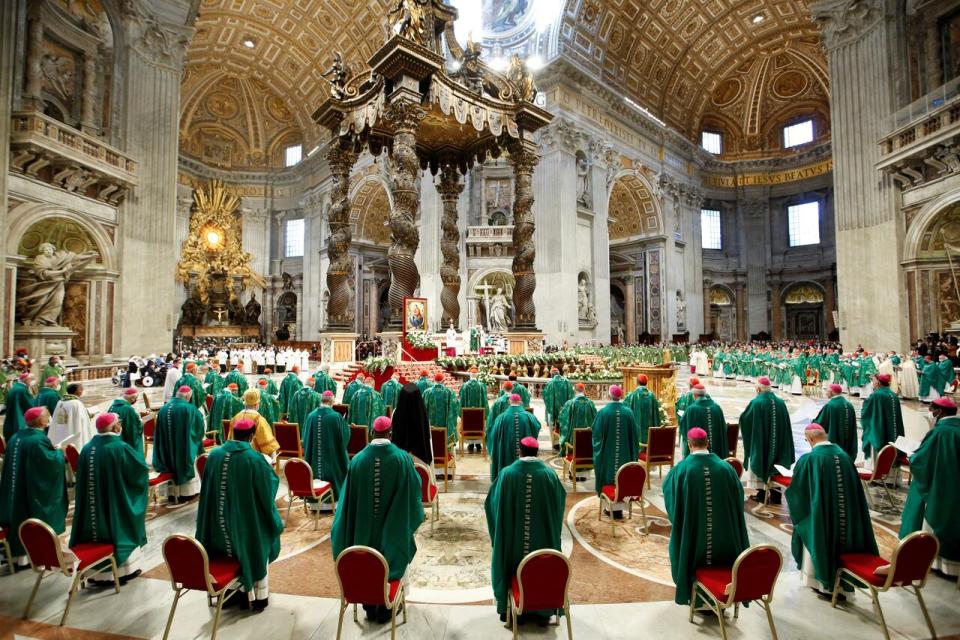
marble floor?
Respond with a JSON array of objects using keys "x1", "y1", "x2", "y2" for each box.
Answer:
[{"x1": 0, "y1": 372, "x2": 957, "y2": 640}]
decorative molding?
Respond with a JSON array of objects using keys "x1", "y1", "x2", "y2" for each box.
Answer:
[
  {"x1": 123, "y1": 2, "x2": 193, "y2": 70},
  {"x1": 809, "y1": 0, "x2": 884, "y2": 51}
]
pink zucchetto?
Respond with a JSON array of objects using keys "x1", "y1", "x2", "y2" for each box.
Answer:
[
  {"x1": 233, "y1": 418, "x2": 256, "y2": 433},
  {"x1": 805, "y1": 423, "x2": 826, "y2": 433},
  {"x1": 96, "y1": 413, "x2": 119, "y2": 431},
  {"x1": 123, "y1": 387, "x2": 138, "y2": 397},
  {"x1": 24, "y1": 407, "x2": 46, "y2": 424},
  {"x1": 321, "y1": 390, "x2": 334, "y2": 399},
  {"x1": 18, "y1": 372, "x2": 31, "y2": 381},
  {"x1": 373, "y1": 416, "x2": 392, "y2": 433},
  {"x1": 520, "y1": 436, "x2": 539, "y2": 449},
  {"x1": 875, "y1": 373, "x2": 892, "y2": 385},
  {"x1": 829, "y1": 384, "x2": 843, "y2": 394},
  {"x1": 509, "y1": 393, "x2": 522, "y2": 404},
  {"x1": 757, "y1": 376, "x2": 771, "y2": 387},
  {"x1": 609, "y1": 385, "x2": 623, "y2": 399},
  {"x1": 687, "y1": 428, "x2": 708, "y2": 440},
  {"x1": 45, "y1": 376, "x2": 59, "y2": 385},
  {"x1": 177, "y1": 385, "x2": 192, "y2": 395},
  {"x1": 932, "y1": 396, "x2": 957, "y2": 409},
  {"x1": 693, "y1": 384, "x2": 706, "y2": 391}
]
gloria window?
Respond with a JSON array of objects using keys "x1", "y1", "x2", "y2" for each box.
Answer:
[
  {"x1": 284, "y1": 218, "x2": 305, "y2": 257},
  {"x1": 787, "y1": 201, "x2": 820, "y2": 247},
  {"x1": 701, "y1": 209, "x2": 722, "y2": 250}
]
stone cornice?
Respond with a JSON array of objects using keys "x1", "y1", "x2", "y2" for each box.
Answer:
[
  {"x1": 809, "y1": 0, "x2": 884, "y2": 51},
  {"x1": 122, "y1": 0, "x2": 195, "y2": 71}
]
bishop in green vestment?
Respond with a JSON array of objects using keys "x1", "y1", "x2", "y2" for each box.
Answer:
[
  {"x1": 196, "y1": 420, "x2": 283, "y2": 609},
  {"x1": 224, "y1": 366, "x2": 248, "y2": 395},
  {"x1": 458, "y1": 372, "x2": 489, "y2": 414},
  {"x1": 786, "y1": 425, "x2": 877, "y2": 594},
  {"x1": 153, "y1": 387, "x2": 205, "y2": 499},
  {"x1": 920, "y1": 356, "x2": 939, "y2": 400},
  {"x1": 70, "y1": 413, "x2": 148, "y2": 578},
  {"x1": 813, "y1": 384, "x2": 858, "y2": 459},
  {"x1": 36, "y1": 376, "x2": 62, "y2": 419},
  {"x1": 679, "y1": 386, "x2": 727, "y2": 458},
  {"x1": 423, "y1": 375, "x2": 461, "y2": 445},
  {"x1": 178, "y1": 366, "x2": 207, "y2": 412},
  {"x1": 488, "y1": 396, "x2": 542, "y2": 482},
  {"x1": 302, "y1": 393, "x2": 350, "y2": 498},
  {"x1": 0, "y1": 407, "x2": 67, "y2": 561},
  {"x1": 557, "y1": 385, "x2": 597, "y2": 451},
  {"x1": 380, "y1": 373, "x2": 403, "y2": 411},
  {"x1": 3, "y1": 373, "x2": 35, "y2": 442},
  {"x1": 208, "y1": 385, "x2": 243, "y2": 442},
  {"x1": 290, "y1": 386, "x2": 323, "y2": 432},
  {"x1": 278, "y1": 370, "x2": 303, "y2": 417},
  {"x1": 108, "y1": 388, "x2": 145, "y2": 456},
  {"x1": 859, "y1": 374, "x2": 904, "y2": 459},
  {"x1": 508, "y1": 376, "x2": 531, "y2": 407},
  {"x1": 343, "y1": 376, "x2": 364, "y2": 406},
  {"x1": 332, "y1": 416, "x2": 424, "y2": 622},
  {"x1": 739, "y1": 377, "x2": 795, "y2": 494},
  {"x1": 900, "y1": 398, "x2": 960, "y2": 576},
  {"x1": 313, "y1": 364, "x2": 338, "y2": 396},
  {"x1": 543, "y1": 370, "x2": 574, "y2": 426},
  {"x1": 625, "y1": 376, "x2": 662, "y2": 445},
  {"x1": 414, "y1": 371, "x2": 432, "y2": 396},
  {"x1": 485, "y1": 437, "x2": 566, "y2": 620},
  {"x1": 348, "y1": 380, "x2": 387, "y2": 436},
  {"x1": 664, "y1": 428, "x2": 749, "y2": 605},
  {"x1": 204, "y1": 367, "x2": 225, "y2": 396},
  {"x1": 255, "y1": 381, "x2": 280, "y2": 426},
  {"x1": 936, "y1": 355, "x2": 955, "y2": 396},
  {"x1": 592, "y1": 385, "x2": 639, "y2": 495},
  {"x1": 40, "y1": 357, "x2": 67, "y2": 396},
  {"x1": 486, "y1": 382, "x2": 514, "y2": 433},
  {"x1": 674, "y1": 377, "x2": 701, "y2": 416}
]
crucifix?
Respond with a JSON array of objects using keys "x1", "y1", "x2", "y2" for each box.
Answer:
[{"x1": 475, "y1": 281, "x2": 496, "y2": 331}]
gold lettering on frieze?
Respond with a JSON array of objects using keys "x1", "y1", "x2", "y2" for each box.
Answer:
[
  {"x1": 552, "y1": 87, "x2": 649, "y2": 153},
  {"x1": 702, "y1": 159, "x2": 833, "y2": 188}
]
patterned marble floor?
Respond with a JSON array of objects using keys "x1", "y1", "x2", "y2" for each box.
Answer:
[{"x1": 0, "y1": 371, "x2": 957, "y2": 639}]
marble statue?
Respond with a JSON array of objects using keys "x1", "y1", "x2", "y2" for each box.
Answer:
[
  {"x1": 321, "y1": 52, "x2": 348, "y2": 99},
  {"x1": 578, "y1": 278, "x2": 591, "y2": 319},
  {"x1": 488, "y1": 287, "x2": 511, "y2": 332},
  {"x1": 617, "y1": 324, "x2": 625, "y2": 344},
  {"x1": 576, "y1": 153, "x2": 591, "y2": 207},
  {"x1": 676, "y1": 291, "x2": 687, "y2": 329},
  {"x1": 245, "y1": 294, "x2": 262, "y2": 326},
  {"x1": 16, "y1": 243, "x2": 98, "y2": 326}
]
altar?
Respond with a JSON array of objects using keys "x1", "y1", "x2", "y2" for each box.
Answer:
[{"x1": 178, "y1": 325, "x2": 260, "y2": 338}]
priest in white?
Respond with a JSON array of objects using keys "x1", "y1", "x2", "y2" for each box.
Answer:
[
  {"x1": 48, "y1": 382, "x2": 95, "y2": 450},
  {"x1": 900, "y1": 352, "x2": 920, "y2": 400},
  {"x1": 163, "y1": 358, "x2": 182, "y2": 402}
]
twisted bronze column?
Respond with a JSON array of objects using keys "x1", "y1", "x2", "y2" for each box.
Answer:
[
  {"x1": 438, "y1": 161, "x2": 463, "y2": 328},
  {"x1": 510, "y1": 143, "x2": 540, "y2": 330},
  {"x1": 325, "y1": 143, "x2": 358, "y2": 330}
]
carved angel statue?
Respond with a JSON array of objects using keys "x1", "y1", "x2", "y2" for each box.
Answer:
[
  {"x1": 507, "y1": 53, "x2": 537, "y2": 102},
  {"x1": 16, "y1": 243, "x2": 98, "y2": 326},
  {"x1": 457, "y1": 33, "x2": 484, "y2": 92},
  {"x1": 389, "y1": 0, "x2": 428, "y2": 45},
  {"x1": 321, "y1": 52, "x2": 348, "y2": 99}
]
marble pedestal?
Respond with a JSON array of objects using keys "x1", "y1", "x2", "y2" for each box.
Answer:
[
  {"x1": 14, "y1": 325, "x2": 79, "y2": 376},
  {"x1": 507, "y1": 331, "x2": 545, "y2": 355},
  {"x1": 320, "y1": 332, "x2": 358, "y2": 364}
]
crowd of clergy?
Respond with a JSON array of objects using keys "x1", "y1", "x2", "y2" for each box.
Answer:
[{"x1": 0, "y1": 353, "x2": 957, "y2": 630}]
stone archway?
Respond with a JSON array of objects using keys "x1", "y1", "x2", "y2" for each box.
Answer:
[
  {"x1": 607, "y1": 173, "x2": 662, "y2": 243},
  {"x1": 902, "y1": 195, "x2": 960, "y2": 339},
  {"x1": 708, "y1": 284, "x2": 736, "y2": 342},
  {"x1": 781, "y1": 282, "x2": 826, "y2": 340}
]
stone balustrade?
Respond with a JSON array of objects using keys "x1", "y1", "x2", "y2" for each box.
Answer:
[{"x1": 465, "y1": 225, "x2": 514, "y2": 241}]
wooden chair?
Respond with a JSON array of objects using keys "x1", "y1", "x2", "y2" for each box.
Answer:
[
  {"x1": 431, "y1": 427, "x2": 455, "y2": 492},
  {"x1": 859, "y1": 444, "x2": 898, "y2": 511},
  {"x1": 726, "y1": 421, "x2": 740, "y2": 458},
  {"x1": 204, "y1": 394, "x2": 213, "y2": 413},
  {"x1": 161, "y1": 534, "x2": 243, "y2": 640},
  {"x1": 459, "y1": 407, "x2": 486, "y2": 458},
  {"x1": 347, "y1": 425, "x2": 369, "y2": 459},
  {"x1": 414, "y1": 461, "x2": 439, "y2": 531},
  {"x1": 0, "y1": 526, "x2": 14, "y2": 575},
  {"x1": 831, "y1": 531, "x2": 939, "y2": 640},
  {"x1": 509, "y1": 550, "x2": 572, "y2": 640},
  {"x1": 639, "y1": 426, "x2": 677, "y2": 488},
  {"x1": 273, "y1": 421, "x2": 303, "y2": 472},
  {"x1": 689, "y1": 544, "x2": 783, "y2": 640},
  {"x1": 333, "y1": 403, "x2": 349, "y2": 418},
  {"x1": 598, "y1": 462, "x2": 647, "y2": 535},
  {"x1": 283, "y1": 458, "x2": 335, "y2": 530},
  {"x1": 562, "y1": 428, "x2": 594, "y2": 492},
  {"x1": 334, "y1": 546, "x2": 406, "y2": 640},
  {"x1": 19, "y1": 518, "x2": 121, "y2": 626}
]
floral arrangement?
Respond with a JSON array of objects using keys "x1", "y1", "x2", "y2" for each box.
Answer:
[
  {"x1": 362, "y1": 355, "x2": 396, "y2": 375},
  {"x1": 435, "y1": 346, "x2": 683, "y2": 377},
  {"x1": 475, "y1": 370, "x2": 496, "y2": 387},
  {"x1": 658, "y1": 402, "x2": 670, "y2": 426},
  {"x1": 405, "y1": 331, "x2": 436, "y2": 350}
]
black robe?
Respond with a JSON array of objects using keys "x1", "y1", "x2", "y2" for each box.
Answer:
[{"x1": 390, "y1": 383, "x2": 433, "y2": 464}]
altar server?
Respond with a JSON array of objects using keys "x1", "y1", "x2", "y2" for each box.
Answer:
[{"x1": 48, "y1": 382, "x2": 95, "y2": 449}]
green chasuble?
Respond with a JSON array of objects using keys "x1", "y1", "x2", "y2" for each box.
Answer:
[
  {"x1": 204, "y1": 370, "x2": 225, "y2": 396},
  {"x1": 302, "y1": 405, "x2": 350, "y2": 498},
  {"x1": 224, "y1": 369, "x2": 248, "y2": 395},
  {"x1": 108, "y1": 398, "x2": 145, "y2": 456},
  {"x1": 290, "y1": 387, "x2": 323, "y2": 432},
  {"x1": 739, "y1": 391, "x2": 795, "y2": 482},
  {"x1": 485, "y1": 458, "x2": 566, "y2": 616},
  {"x1": 69, "y1": 434, "x2": 148, "y2": 565},
  {"x1": 40, "y1": 363, "x2": 67, "y2": 395},
  {"x1": 263, "y1": 379, "x2": 279, "y2": 396},
  {"x1": 592, "y1": 401, "x2": 639, "y2": 494},
  {"x1": 208, "y1": 390, "x2": 243, "y2": 441},
  {"x1": 487, "y1": 406, "x2": 541, "y2": 482},
  {"x1": 458, "y1": 378, "x2": 489, "y2": 415},
  {"x1": 342, "y1": 378, "x2": 363, "y2": 406},
  {"x1": 423, "y1": 383, "x2": 461, "y2": 444},
  {"x1": 786, "y1": 443, "x2": 877, "y2": 589},
  {"x1": 347, "y1": 386, "x2": 386, "y2": 436},
  {"x1": 936, "y1": 359, "x2": 955, "y2": 396},
  {"x1": 0, "y1": 428, "x2": 67, "y2": 556},
  {"x1": 920, "y1": 361, "x2": 939, "y2": 397},
  {"x1": 557, "y1": 395, "x2": 597, "y2": 451},
  {"x1": 859, "y1": 386, "x2": 904, "y2": 458},
  {"x1": 486, "y1": 392, "x2": 511, "y2": 433},
  {"x1": 380, "y1": 379, "x2": 403, "y2": 412},
  {"x1": 278, "y1": 373, "x2": 303, "y2": 416},
  {"x1": 675, "y1": 390, "x2": 696, "y2": 416},
  {"x1": 663, "y1": 452, "x2": 749, "y2": 605},
  {"x1": 543, "y1": 375, "x2": 574, "y2": 426},
  {"x1": 36, "y1": 387, "x2": 61, "y2": 418},
  {"x1": 313, "y1": 371, "x2": 338, "y2": 396},
  {"x1": 511, "y1": 382, "x2": 532, "y2": 408},
  {"x1": 414, "y1": 376, "x2": 431, "y2": 396},
  {"x1": 258, "y1": 393, "x2": 280, "y2": 427},
  {"x1": 178, "y1": 373, "x2": 207, "y2": 412},
  {"x1": 153, "y1": 398, "x2": 204, "y2": 485},
  {"x1": 900, "y1": 416, "x2": 960, "y2": 563},
  {"x1": 679, "y1": 397, "x2": 727, "y2": 458},
  {"x1": 331, "y1": 441, "x2": 424, "y2": 580},
  {"x1": 813, "y1": 396, "x2": 858, "y2": 460},
  {"x1": 625, "y1": 386, "x2": 662, "y2": 445},
  {"x1": 196, "y1": 441, "x2": 283, "y2": 591},
  {"x1": 3, "y1": 381, "x2": 34, "y2": 441}
]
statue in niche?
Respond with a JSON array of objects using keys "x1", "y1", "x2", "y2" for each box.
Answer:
[
  {"x1": 617, "y1": 324, "x2": 625, "y2": 345},
  {"x1": 576, "y1": 151, "x2": 592, "y2": 208},
  {"x1": 180, "y1": 296, "x2": 205, "y2": 326},
  {"x1": 16, "y1": 243, "x2": 98, "y2": 326},
  {"x1": 244, "y1": 294, "x2": 262, "y2": 326},
  {"x1": 321, "y1": 52, "x2": 348, "y2": 99},
  {"x1": 281, "y1": 272, "x2": 294, "y2": 290},
  {"x1": 676, "y1": 291, "x2": 687, "y2": 330},
  {"x1": 227, "y1": 296, "x2": 245, "y2": 325},
  {"x1": 278, "y1": 292, "x2": 298, "y2": 324},
  {"x1": 487, "y1": 287, "x2": 512, "y2": 332}
]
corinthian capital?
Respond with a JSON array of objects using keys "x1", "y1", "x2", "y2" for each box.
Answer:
[
  {"x1": 124, "y1": 3, "x2": 193, "y2": 70},
  {"x1": 809, "y1": 0, "x2": 883, "y2": 50}
]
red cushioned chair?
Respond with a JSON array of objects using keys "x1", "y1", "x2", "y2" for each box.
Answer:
[
  {"x1": 639, "y1": 426, "x2": 677, "y2": 488},
  {"x1": 161, "y1": 534, "x2": 243, "y2": 640},
  {"x1": 205, "y1": 394, "x2": 213, "y2": 413},
  {"x1": 334, "y1": 545, "x2": 406, "y2": 640},
  {"x1": 725, "y1": 457, "x2": 744, "y2": 478},
  {"x1": 509, "y1": 549, "x2": 572, "y2": 640},
  {"x1": 830, "y1": 531, "x2": 939, "y2": 640},
  {"x1": 859, "y1": 443, "x2": 898, "y2": 511},
  {"x1": 141, "y1": 412, "x2": 156, "y2": 454},
  {"x1": 414, "y1": 461, "x2": 439, "y2": 531},
  {"x1": 563, "y1": 427, "x2": 594, "y2": 493},
  {"x1": 0, "y1": 433, "x2": 6, "y2": 465},
  {"x1": 431, "y1": 427, "x2": 455, "y2": 492},
  {"x1": 196, "y1": 453, "x2": 209, "y2": 481},
  {"x1": 689, "y1": 544, "x2": 783, "y2": 640},
  {"x1": 148, "y1": 472, "x2": 177, "y2": 510},
  {"x1": 333, "y1": 403, "x2": 349, "y2": 418},
  {"x1": 726, "y1": 421, "x2": 740, "y2": 458},
  {"x1": 273, "y1": 421, "x2": 303, "y2": 472},
  {"x1": 459, "y1": 407, "x2": 486, "y2": 458},
  {"x1": 64, "y1": 443, "x2": 80, "y2": 478},
  {"x1": 19, "y1": 518, "x2": 120, "y2": 626},
  {"x1": 347, "y1": 424, "x2": 369, "y2": 460},
  {"x1": 0, "y1": 527, "x2": 13, "y2": 576},
  {"x1": 599, "y1": 461, "x2": 647, "y2": 535},
  {"x1": 761, "y1": 473, "x2": 792, "y2": 512},
  {"x1": 283, "y1": 458, "x2": 335, "y2": 531}
]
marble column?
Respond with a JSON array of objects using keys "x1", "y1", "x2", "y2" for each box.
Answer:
[
  {"x1": 702, "y1": 280, "x2": 712, "y2": 336},
  {"x1": 81, "y1": 50, "x2": 98, "y2": 134},
  {"x1": 823, "y1": 278, "x2": 836, "y2": 334},
  {"x1": 623, "y1": 278, "x2": 636, "y2": 344},
  {"x1": 325, "y1": 143, "x2": 358, "y2": 330},
  {"x1": 438, "y1": 162, "x2": 464, "y2": 328},
  {"x1": 23, "y1": 10, "x2": 43, "y2": 110},
  {"x1": 735, "y1": 283, "x2": 747, "y2": 341},
  {"x1": 509, "y1": 140, "x2": 541, "y2": 331},
  {"x1": 770, "y1": 281, "x2": 782, "y2": 341},
  {"x1": 0, "y1": 0, "x2": 20, "y2": 353}
]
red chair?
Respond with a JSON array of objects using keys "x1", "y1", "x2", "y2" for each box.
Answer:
[
  {"x1": 161, "y1": 534, "x2": 243, "y2": 640},
  {"x1": 414, "y1": 461, "x2": 439, "y2": 531},
  {"x1": 273, "y1": 421, "x2": 303, "y2": 472},
  {"x1": 347, "y1": 424, "x2": 369, "y2": 459},
  {"x1": 205, "y1": 394, "x2": 214, "y2": 413},
  {"x1": 726, "y1": 421, "x2": 739, "y2": 458},
  {"x1": 283, "y1": 458, "x2": 335, "y2": 530},
  {"x1": 599, "y1": 461, "x2": 647, "y2": 535},
  {"x1": 831, "y1": 531, "x2": 939, "y2": 640},
  {"x1": 689, "y1": 544, "x2": 783, "y2": 640},
  {"x1": 142, "y1": 412, "x2": 156, "y2": 452},
  {"x1": 0, "y1": 527, "x2": 13, "y2": 575},
  {"x1": 459, "y1": 407, "x2": 486, "y2": 458},
  {"x1": 196, "y1": 453, "x2": 209, "y2": 481},
  {"x1": 431, "y1": 427, "x2": 455, "y2": 492},
  {"x1": 563, "y1": 428, "x2": 594, "y2": 493},
  {"x1": 64, "y1": 443, "x2": 80, "y2": 477},
  {"x1": 763, "y1": 473, "x2": 792, "y2": 511},
  {"x1": 725, "y1": 457, "x2": 744, "y2": 478},
  {"x1": 333, "y1": 403, "x2": 349, "y2": 417},
  {"x1": 639, "y1": 426, "x2": 677, "y2": 488},
  {"x1": 148, "y1": 472, "x2": 176, "y2": 510},
  {"x1": 334, "y1": 546, "x2": 406, "y2": 640},
  {"x1": 859, "y1": 444, "x2": 898, "y2": 511},
  {"x1": 509, "y1": 549, "x2": 572, "y2": 640},
  {"x1": 19, "y1": 518, "x2": 120, "y2": 626}
]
